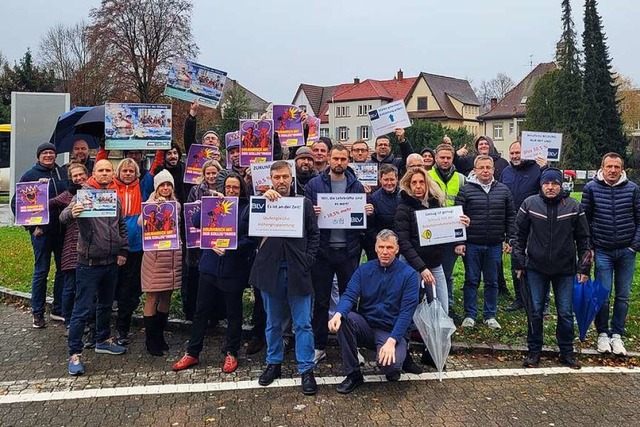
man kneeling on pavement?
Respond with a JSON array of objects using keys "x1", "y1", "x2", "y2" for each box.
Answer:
[{"x1": 329, "y1": 229, "x2": 420, "y2": 394}]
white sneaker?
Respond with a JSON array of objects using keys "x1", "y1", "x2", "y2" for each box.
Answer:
[
  {"x1": 357, "y1": 349, "x2": 365, "y2": 366},
  {"x1": 313, "y1": 349, "x2": 327, "y2": 365},
  {"x1": 461, "y1": 317, "x2": 476, "y2": 328},
  {"x1": 610, "y1": 334, "x2": 627, "y2": 356},
  {"x1": 484, "y1": 318, "x2": 502, "y2": 330},
  {"x1": 597, "y1": 333, "x2": 611, "y2": 354}
]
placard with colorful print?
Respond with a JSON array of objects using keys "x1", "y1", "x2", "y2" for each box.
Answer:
[
  {"x1": 142, "y1": 201, "x2": 180, "y2": 251},
  {"x1": 200, "y1": 196, "x2": 238, "y2": 250},
  {"x1": 15, "y1": 181, "x2": 49, "y2": 226},
  {"x1": 239, "y1": 119, "x2": 273, "y2": 167}
]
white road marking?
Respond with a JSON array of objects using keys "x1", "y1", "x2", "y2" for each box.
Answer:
[{"x1": 0, "y1": 366, "x2": 637, "y2": 404}]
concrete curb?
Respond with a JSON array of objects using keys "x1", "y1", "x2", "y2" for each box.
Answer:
[{"x1": 2, "y1": 285, "x2": 638, "y2": 358}]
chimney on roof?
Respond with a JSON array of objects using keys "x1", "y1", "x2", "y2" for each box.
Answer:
[
  {"x1": 353, "y1": 77, "x2": 360, "y2": 84},
  {"x1": 396, "y1": 69, "x2": 403, "y2": 81},
  {"x1": 490, "y1": 98, "x2": 498, "y2": 110}
]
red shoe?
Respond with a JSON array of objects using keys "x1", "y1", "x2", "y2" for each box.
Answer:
[
  {"x1": 172, "y1": 354, "x2": 199, "y2": 371},
  {"x1": 222, "y1": 353, "x2": 238, "y2": 373}
]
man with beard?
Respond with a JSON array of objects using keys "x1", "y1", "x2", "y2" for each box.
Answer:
[
  {"x1": 304, "y1": 144, "x2": 372, "y2": 364},
  {"x1": 153, "y1": 143, "x2": 187, "y2": 205},
  {"x1": 294, "y1": 146, "x2": 317, "y2": 196},
  {"x1": 370, "y1": 129, "x2": 414, "y2": 177},
  {"x1": 500, "y1": 140, "x2": 548, "y2": 312},
  {"x1": 64, "y1": 139, "x2": 95, "y2": 175}
]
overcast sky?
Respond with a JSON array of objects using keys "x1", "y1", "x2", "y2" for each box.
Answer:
[{"x1": 2, "y1": 0, "x2": 638, "y2": 104}]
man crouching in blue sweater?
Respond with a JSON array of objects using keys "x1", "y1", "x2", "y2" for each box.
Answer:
[{"x1": 329, "y1": 229, "x2": 420, "y2": 394}]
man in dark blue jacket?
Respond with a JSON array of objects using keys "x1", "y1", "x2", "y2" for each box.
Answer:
[
  {"x1": 500, "y1": 140, "x2": 547, "y2": 311},
  {"x1": 329, "y1": 229, "x2": 420, "y2": 393},
  {"x1": 582, "y1": 153, "x2": 640, "y2": 356},
  {"x1": 11, "y1": 142, "x2": 69, "y2": 328},
  {"x1": 304, "y1": 143, "x2": 370, "y2": 364},
  {"x1": 370, "y1": 128, "x2": 414, "y2": 177},
  {"x1": 365, "y1": 164, "x2": 399, "y2": 260}
]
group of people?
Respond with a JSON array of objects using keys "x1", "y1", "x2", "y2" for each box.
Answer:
[{"x1": 12, "y1": 101, "x2": 638, "y2": 395}]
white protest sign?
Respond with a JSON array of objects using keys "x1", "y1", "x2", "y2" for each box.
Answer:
[
  {"x1": 416, "y1": 205, "x2": 466, "y2": 246},
  {"x1": 248, "y1": 196, "x2": 304, "y2": 238},
  {"x1": 250, "y1": 160, "x2": 296, "y2": 195},
  {"x1": 349, "y1": 163, "x2": 378, "y2": 186},
  {"x1": 368, "y1": 100, "x2": 411, "y2": 137},
  {"x1": 521, "y1": 131, "x2": 563, "y2": 162},
  {"x1": 316, "y1": 193, "x2": 367, "y2": 229}
]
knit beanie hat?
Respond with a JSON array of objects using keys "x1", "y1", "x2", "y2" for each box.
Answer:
[
  {"x1": 154, "y1": 169, "x2": 175, "y2": 192},
  {"x1": 540, "y1": 168, "x2": 563, "y2": 185},
  {"x1": 295, "y1": 146, "x2": 314, "y2": 161},
  {"x1": 36, "y1": 142, "x2": 57, "y2": 158},
  {"x1": 202, "y1": 130, "x2": 219, "y2": 142}
]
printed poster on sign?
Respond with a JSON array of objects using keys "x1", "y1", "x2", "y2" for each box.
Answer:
[
  {"x1": 142, "y1": 201, "x2": 179, "y2": 251},
  {"x1": 239, "y1": 119, "x2": 274, "y2": 167},
  {"x1": 350, "y1": 163, "x2": 378, "y2": 186},
  {"x1": 184, "y1": 144, "x2": 221, "y2": 184},
  {"x1": 521, "y1": 131, "x2": 563, "y2": 162},
  {"x1": 184, "y1": 202, "x2": 201, "y2": 249},
  {"x1": 416, "y1": 206, "x2": 466, "y2": 246},
  {"x1": 316, "y1": 193, "x2": 367, "y2": 229},
  {"x1": 15, "y1": 181, "x2": 49, "y2": 226},
  {"x1": 250, "y1": 160, "x2": 297, "y2": 195},
  {"x1": 164, "y1": 58, "x2": 227, "y2": 108},
  {"x1": 273, "y1": 105, "x2": 305, "y2": 147},
  {"x1": 225, "y1": 131, "x2": 240, "y2": 169},
  {"x1": 306, "y1": 116, "x2": 321, "y2": 145},
  {"x1": 368, "y1": 100, "x2": 412, "y2": 137},
  {"x1": 200, "y1": 196, "x2": 238, "y2": 250},
  {"x1": 248, "y1": 196, "x2": 304, "y2": 238},
  {"x1": 77, "y1": 189, "x2": 117, "y2": 218},
  {"x1": 105, "y1": 103, "x2": 172, "y2": 150}
]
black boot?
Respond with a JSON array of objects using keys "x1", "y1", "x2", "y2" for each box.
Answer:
[
  {"x1": 144, "y1": 315, "x2": 163, "y2": 357},
  {"x1": 402, "y1": 350, "x2": 423, "y2": 374},
  {"x1": 156, "y1": 312, "x2": 169, "y2": 351}
]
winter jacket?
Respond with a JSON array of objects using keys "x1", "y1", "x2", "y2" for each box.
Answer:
[
  {"x1": 395, "y1": 190, "x2": 444, "y2": 271},
  {"x1": 304, "y1": 168, "x2": 366, "y2": 259},
  {"x1": 140, "y1": 192, "x2": 182, "y2": 292},
  {"x1": 110, "y1": 177, "x2": 144, "y2": 253},
  {"x1": 49, "y1": 189, "x2": 78, "y2": 271},
  {"x1": 194, "y1": 200, "x2": 256, "y2": 290},
  {"x1": 455, "y1": 174, "x2": 516, "y2": 245},
  {"x1": 369, "y1": 186, "x2": 400, "y2": 234},
  {"x1": 12, "y1": 162, "x2": 69, "y2": 235},
  {"x1": 429, "y1": 166, "x2": 465, "y2": 206},
  {"x1": 95, "y1": 146, "x2": 159, "y2": 200},
  {"x1": 500, "y1": 160, "x2": 543, "y2": 210},
  {"x1": 581, "y1": 170, "x2": 640, "y2": 251},
  {"x1": 513, "y1": 192, "x2": 591, "y2": 276},
  {"x1": 249, "y1": 198, "x2": 320, "y2": 296},
  {"x1": 295, "y1": 168, "x2": 318, "y2": 196},
  {"x1": 453, "y1": 136, "x2": 509, "y2": 179},
  {"x1": 60, "y1": 177, "x2": 128, "y2": 266},
  {"x1": 335, "y1": 258, "x2": 420, "y2": 343},
  {"x1": 370, "y1": 139, "x2": 415, "y2": 177}
]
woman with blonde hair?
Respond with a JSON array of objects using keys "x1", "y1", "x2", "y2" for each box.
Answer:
[{"x1": 138, "y1": 169, "x2": 182, "y2": 356}]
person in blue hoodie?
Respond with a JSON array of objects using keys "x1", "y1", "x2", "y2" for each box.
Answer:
[
  {"x1": 329, "y1": 229, "x2": 420, "y2": 394},
  {"x1": 11, "y1": 142, "x2": 69, "y2": 328}
]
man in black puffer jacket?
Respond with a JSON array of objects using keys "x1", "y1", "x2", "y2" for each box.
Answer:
[{"x1": 454, "y1": 155, "x2": 516, "y2": 330}]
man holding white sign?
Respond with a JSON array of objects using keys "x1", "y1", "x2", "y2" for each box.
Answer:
[
  {"x1": 370, "y1": 129, "x2": 415, "y2": 178},
  {"x1": 249, "y1": 161, "x2": 320, "y2": 395},
  {"x1": 304, "y1": 143, "x2": 372, "y2": 364}
]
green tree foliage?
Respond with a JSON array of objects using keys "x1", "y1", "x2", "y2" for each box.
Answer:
[
  {"x1": 0, "y1": 49, "x2": 57, "y2": 123},
  {"x1": 389, "y1": 119, "x2": 475, "y2": 154},
  {"x1": 216, "y1": 83, "x2": 251, "y2": 139},
  {"x1": 582, "y1": 0, "x2": 627, "y2": 160}
]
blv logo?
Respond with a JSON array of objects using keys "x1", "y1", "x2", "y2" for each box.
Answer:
[
  {"x1": 350, "y1": 213, "x2": 364, "y2": 226},
  {"x1": 251, "y1": 198, "x2": 266, "y2": 213}
]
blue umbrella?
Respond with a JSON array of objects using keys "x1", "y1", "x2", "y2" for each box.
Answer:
[
  {"x1": 50, "y1": 106, "x2": 99, "y2": 153},
  {"x1": 573, "y1": 276, "x2": 609, "y2": 342}
]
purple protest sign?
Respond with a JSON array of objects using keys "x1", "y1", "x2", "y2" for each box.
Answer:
[
  {"x1": 184, "y1": 202, "x2": 201, "y2": 249},
  {"x1": 184, "y1": 144, "x2": 220, "y2": 184},
  {"x1": 200, "y1": 196, "x2": 238, "y2": 250},
  {"x1": 225, "y1": 131, "x2": 240, "y2": 169},
  {"x1": 141, "y1": 201, "x2": 180, "y2": 251},
  {"x1": 15, "y1": 181, "x2": 49, "y2": 226},
  {"x1": 273, "y1": 105, "x2": 305, "y2": 147},
  {"x1": 239, "y1": 119, "x2": 273, "y2": 167}
]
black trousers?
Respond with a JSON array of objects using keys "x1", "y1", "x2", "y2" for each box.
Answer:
[{"x1": 116, "y1": 251, "x2": 143, "y2": 335}]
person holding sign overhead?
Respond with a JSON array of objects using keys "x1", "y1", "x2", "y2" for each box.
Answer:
[
  {"x1": 250, "y1": 161, "x2": 320, "y2": 395},
  {"x1": 370, "y1": 128, "x2": 414, "y2": 177},
  {"x1": 304, "y1": 143, "x2": 371, "y2": 365}
]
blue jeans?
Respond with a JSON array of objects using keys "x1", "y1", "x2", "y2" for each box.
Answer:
[
  {"x1": 62, "y1": 270, "x2": 77, "y2": 328},
  {"x1": 30, "y1": 232, "x2": 64, "y2": 315},
  {"x1": 423, "y1": 265, "x2": 449, "y2": 316},
  {"x1": 440, "y1": 243, "x2": 459, "y2": 310},
  {"x1": 594, "y1": 248, "x2": 636, "y2": 336},
  {"x1": 462, "y1": 243, "x2": 501, "y2": 320},
  {"x1": 526, "y1": 269, "x2": 574, "y2": 355},
  {"x1": 67, "y1": 263, "x2": 118, "y2": 356},
  {"x1": 262, "y1": 261, "x2": 315, "y2": 374}
]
